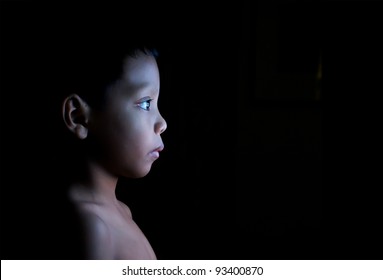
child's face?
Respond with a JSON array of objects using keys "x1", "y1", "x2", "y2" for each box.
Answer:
[{"x1": 88, "y1": 52, "x2": 167, "y2": 178}]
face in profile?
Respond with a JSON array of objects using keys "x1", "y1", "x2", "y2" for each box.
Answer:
[{"x1": 85, "y1": 52, "x2": 167, "y2": 178}]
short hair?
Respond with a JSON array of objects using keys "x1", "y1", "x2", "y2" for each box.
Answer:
[
  {"x1": 46, "y1": 2, "x2": 164, "y2": 110},
  {"x1": 37, "y1": 2, "x2": 166, "y2": 164}
]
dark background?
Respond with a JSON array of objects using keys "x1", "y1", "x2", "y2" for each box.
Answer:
[{"x1": 0, "y1": 0, "x2": 325, "y2": 260}]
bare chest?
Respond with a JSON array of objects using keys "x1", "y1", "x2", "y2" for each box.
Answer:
[{"x1": 109, "y1": 216, "x2": 157, "y2": 260}]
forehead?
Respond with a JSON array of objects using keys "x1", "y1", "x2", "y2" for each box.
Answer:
[{"x1": 121, "y1": 53, "x2": 160, "y2": 89}]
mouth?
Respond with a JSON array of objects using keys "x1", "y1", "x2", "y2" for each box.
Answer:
[
  {"x1": 149, "y1": 145, "x2": 164, "y2": 159},
  {"x1": 153, "y1": 144, "x2": 164, "y2": 152}
]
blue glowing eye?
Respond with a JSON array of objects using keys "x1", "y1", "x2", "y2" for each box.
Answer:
[{"x1": 138, "y1": 99, "x2": 152, "y2": 111}]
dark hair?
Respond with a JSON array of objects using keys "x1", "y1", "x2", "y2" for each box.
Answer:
[
  {"x1": 39, "y1": 2, "x2": 164, "y2": 183},
  {"x1": 48, "y1": 6, "x2": 162, "y2": 110},
  {"x1": 0, "y1": 1, "x2": 165, "y2": 259},
  {"x1": 59, "y1": 44, "x2": 160, "y2": 110}
]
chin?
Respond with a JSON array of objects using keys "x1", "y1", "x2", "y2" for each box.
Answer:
[{"x1": 123, "y1": 166, "x2": 151, "y2": 179}]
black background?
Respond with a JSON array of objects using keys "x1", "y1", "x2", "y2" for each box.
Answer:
[{"x1": 1, "y1": 0, "x2": 325, "y2": 260}]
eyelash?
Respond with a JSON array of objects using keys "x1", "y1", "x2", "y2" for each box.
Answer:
[{"x1": 137, "y1": 99, "x2": 153, "y2": 111}]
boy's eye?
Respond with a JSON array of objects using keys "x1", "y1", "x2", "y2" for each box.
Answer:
[{"x1": 137, "y1": 99, "x2": 152, "y2": 111}]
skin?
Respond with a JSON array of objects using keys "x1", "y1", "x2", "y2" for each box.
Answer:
[{"x1": 62, "y1": 51, "x2": 167, "y2": 259}]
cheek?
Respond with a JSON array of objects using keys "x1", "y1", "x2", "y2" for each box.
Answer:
[
  {"x1": 111, "y1": 119, "x2": 154, "y2": 176},
  {"x1": 95, "y1": 105, "x2": 153, "y2": 154},
  {"x1": 96, "y1": 110, "x2": 155, "y2": 177},
  {"x1": 112, "y1": 114, "x2": 150, "y2": 152}
]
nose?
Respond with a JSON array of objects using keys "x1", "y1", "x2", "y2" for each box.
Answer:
[{"x1": 155, "y1": 113, "x2": 167, "y2": 135}]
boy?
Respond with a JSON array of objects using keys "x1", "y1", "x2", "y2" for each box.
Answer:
[
  {"x1": 61, "y1": 47, "x2": 167, "y2": 259},
  {"x1": 44, "y1": 1, "x2": 169, "y2": 258},
  {"x1": 0, "y1": 1, "x2": 168, "y2": 260}
]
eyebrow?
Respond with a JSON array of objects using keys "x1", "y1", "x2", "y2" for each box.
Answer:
[
  {"x1": 134, "y1": 82, "x2": 159, "y2": 94},
  {"x1": 119, "y1": 82, "x2": 159, "y2": 99}
]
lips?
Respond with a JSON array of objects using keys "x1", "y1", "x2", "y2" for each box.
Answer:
[
  {"x1": 153, "y1": 145, "x2": 164, "y2": 153},
  {"x1": 149, "y1": 145, "x2": 164, "y2": 159}
]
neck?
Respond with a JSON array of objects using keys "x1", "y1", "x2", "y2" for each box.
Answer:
[{"x1": 68, "y1": 159, "x2": 119, "y2": 205}]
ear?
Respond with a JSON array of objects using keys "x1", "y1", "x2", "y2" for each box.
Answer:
[{"x1": 62, "y1": 94, "x2": 90, "y2": 140}]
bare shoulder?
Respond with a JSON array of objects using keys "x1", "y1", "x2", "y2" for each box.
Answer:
[
  {"x1": 76, "y1": 203, "x2": 115, "y2": 259},
  {"x1": 80, "y1": 205, "x2": 109, "y2": 235},
  {"x1": 73, "y1": 200, "x2": 156, "y2": 260}
]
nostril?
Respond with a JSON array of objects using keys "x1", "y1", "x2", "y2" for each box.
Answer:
[{"x1": 160, "y1": 123, "x2": 167, "y2": 134}]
